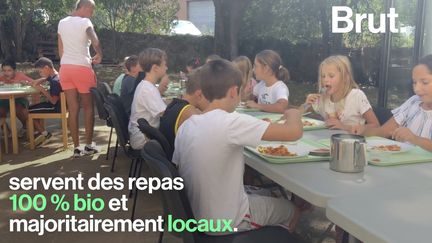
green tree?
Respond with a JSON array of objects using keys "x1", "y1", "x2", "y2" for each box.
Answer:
[
  {"x1": 0, "y1": 0, "x2": 40, "y2": 60},
  {"x1": 92, "y1": 0, "x2": 178, "y2": 59},
  {"x1": 93, "y1": 0, "x2": 178, "y2": 33}
]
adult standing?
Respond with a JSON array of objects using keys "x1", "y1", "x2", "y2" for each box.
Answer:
[{"x1": 58, "y1": 0, "x2": 102, "y2": 157}]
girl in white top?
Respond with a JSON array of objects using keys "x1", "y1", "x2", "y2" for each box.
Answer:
[
  {"x1": 301, "y1": 55, "x2": 379, "y2": 132},
  {"x1": 246, "y1": 50, "x2": 290, "y2": 113},
  {"x1": 355, "y1": 55, "x2": 432, "y2": 152}
]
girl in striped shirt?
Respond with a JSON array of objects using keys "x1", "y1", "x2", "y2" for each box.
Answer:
[{"x1": 354, "y1": 55, "x2": 432, "y2": 151}]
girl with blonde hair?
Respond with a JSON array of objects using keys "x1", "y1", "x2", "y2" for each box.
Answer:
[
  {"x1": 301, "y1": 55, "x2": 379, "y2": 132},
  {"x1": 233, "y1": 56, "x2": 257, "y2": 102}
]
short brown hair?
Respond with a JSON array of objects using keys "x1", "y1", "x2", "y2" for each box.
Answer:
[
  {"x1": 200, "y1": 59, "x2": 242, "y2": 102},
  {"x1": 185, "y1": 67, "x2": 202, "y2": 95},
  {"x1": 124, "y1": 55, "x2": 139, "y2": 72},
  {"x1": 34, "y1": 57, "x2": 54, "y2": 69},
  {"x1": 138, "y1": 48, "x2": 167, "y2": 73}
]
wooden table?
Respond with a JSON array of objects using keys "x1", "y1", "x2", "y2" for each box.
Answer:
[{"x1": 0, "y1": 87, "x2": 38, "y2": 154}]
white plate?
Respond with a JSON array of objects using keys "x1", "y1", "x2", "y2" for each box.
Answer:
[
  {"x1": 277, "y1": 118, "x2": 325, "y2": 127},
  {"x1": 254, "y1": 143, "x2": 309, "y2": 159},
  {"x1": 367, "y1": 139, "x2": 414, "y2": 153},
  {"x1": 301, "y1": 118, "x2": 325, "y2": 127}
]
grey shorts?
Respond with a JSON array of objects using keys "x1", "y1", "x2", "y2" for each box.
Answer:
[{"x1": 236, "y1": 192, "x2": 296, "y2": 231}]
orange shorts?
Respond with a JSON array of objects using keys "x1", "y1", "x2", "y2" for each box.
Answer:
[{"x1": 59, "y1": 64, "x2": 96, "y2": 94}]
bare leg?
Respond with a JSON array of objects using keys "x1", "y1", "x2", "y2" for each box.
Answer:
[
  {"x1": 287, "y1": 207, "x2": 301, "y2": 233},
  {"x1": 65, "y1": 89, "x2": 80, "y2": 147},
  {"x1": 16, "y1": 104, "x2": 28, "y2": 129},
  {"x1": 80, "y1": 93, "x2": 94, "y2": 145},
  {"x1": 34, "y1": 119, "x2": 44, "y2": 134}
]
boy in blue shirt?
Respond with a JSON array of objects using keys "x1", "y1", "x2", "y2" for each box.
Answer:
[{"x1": 25, "y1": 57, "x2": 62, "y2": 147}]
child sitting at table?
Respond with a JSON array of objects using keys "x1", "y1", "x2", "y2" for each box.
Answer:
[
  {"x1": 300, "y1": 55, "x2": 379, "y2": 132},
  {"x1": 128, "y1": 48, "x2": 167, "y2": 150},
  {"x1": 159, "y1": 67, "x2": 209, "y2": 151},
  {"x1": 24, "y1": 57, "x2": 62, "y2": 147},
  {"x1": 0, "y1": 59, "x2": 36, "y2": 137},
  {"x1": 112, "y1": 56, "x2": 129, "y2": 95},
  {"x1": 233, "y1": 56, "x2": 257, "y2": 102},
  {"x1": 120, "y1": 55, "x2": 141, "y2": 116},
  {"x1": 173, "y1": 59, "x2": 303, "y2": 234},
  {"x1": 353, "y1": 54, "x2": 432, "y2": 152},
  {"x1": 246, "y1": 50, "x2": 290, "y2": 113},
  {"x1": 179, "y1": 57, "x2": 201, "y2": 82}
]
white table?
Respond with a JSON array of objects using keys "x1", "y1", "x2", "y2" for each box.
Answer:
[
  {"x1": 243, "y1": 111, "x2": 432, "y2": 242},
  {"x1": 326, "y1": 187, "x2": 432, "y2": 243},
  {"x1": 245, "y1": 129, "x2": 432, "y2": 207}
]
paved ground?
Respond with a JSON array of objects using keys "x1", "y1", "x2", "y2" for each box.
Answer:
[{"x1": 0, "y1": 110, "x2": 337, "y2": 243}]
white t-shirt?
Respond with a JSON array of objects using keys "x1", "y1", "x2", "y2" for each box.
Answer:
[
  {"x1": 172, "y1": 109, "x2": 269, "y2": 228},
  {"x1": 58, "y1": 16, "x2": 93, "y2": 67},
  {"x1": 253, "y1": 80, "x2": 289, "y2": 104},
  {"x1": 128, "y1": 80, "x2": 166, "y2": 147},
  {"x1": 312, "y1": 88, "x2": 371, "y2": 126},
  {"x1": 392, "y1": 95, "x2": 432, "y2": 139}
]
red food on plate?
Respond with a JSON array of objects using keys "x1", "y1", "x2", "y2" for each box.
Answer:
[
  {"x1": 371, "y1": 145, "x2": 401, "y2": 152},
  {"x1": 302, "y1": 120, "x2": 315, "y2": 126},
  {"x1": 257, "y1": 145, "x2": 297, "y2": 157}
]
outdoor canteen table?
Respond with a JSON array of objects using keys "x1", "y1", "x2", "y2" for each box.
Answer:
[
  {"x1": 0, "y1": 85, "x2": 38, "y2": 154},
  {"x1": 326, "y1": 186, "x2": 432, "y2": 243},
  {"x1": 244, "y1": 128, "x2": 432, "y2": 207}
]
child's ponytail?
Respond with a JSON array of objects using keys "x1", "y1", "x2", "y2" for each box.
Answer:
[{"x1": 276, "y1": 65, "x2": 290, "y2": 82}]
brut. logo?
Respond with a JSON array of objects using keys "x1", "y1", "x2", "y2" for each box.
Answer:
[{"x1": 332, "y1": 6, "x2": 400, "y2": 33}]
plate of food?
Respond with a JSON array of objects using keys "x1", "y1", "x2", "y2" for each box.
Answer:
[
  {"x1": 255, "y1": 143, "x2": 309, "y2": 159},
  {"x1": 367, "y1": 139, "x2": 414, "y2": 154},
  {"x1": 277, "y1": 118, "x2": 326, "y2": 129},
  {"x1": 301, "y1": 118, "x2": 325, "y2": 128}
]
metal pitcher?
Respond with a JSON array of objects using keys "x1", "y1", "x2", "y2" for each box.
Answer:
[{"x1": 330, "y1": 134, "x2": 367, "y2": 173}]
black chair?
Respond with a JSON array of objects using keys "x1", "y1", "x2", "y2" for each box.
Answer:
[
  {"x1": 98, "y1": 82, "x2": 112, "y2": 98},
  {"x1": 373, "y1": 106, "x2": 393, "y2": 125},
  {"x1": 104, "y1": 94, "x2": 139, "y2": 172},
  {"x1": 104, "y1": 94, "x2": 143, "y2": 220},
  {"x1": 141, "y1": 140, "x2": 303, "y2": 243},
  {"x1": 137, "y1": 118, "x2": 173, "y2": 160},
  {"x1": 90, "y1": 87, "x2": 114, "y2": 160}
]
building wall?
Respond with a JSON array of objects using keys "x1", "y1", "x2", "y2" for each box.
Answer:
[
  {"x1": 176, "y1": 0, "x2": 215, "y2": 34},
  {"x1": 177, "y1": 0, "x2": 188, "y2": 20}
]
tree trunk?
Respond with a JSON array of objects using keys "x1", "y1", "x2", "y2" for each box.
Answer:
[
  {"x1": 13, "y1": 15, "x2": 23, "y2": 60},
  {"x1": 0, "y1": 0, "x2": 12, "y2": 59},
  {"x1": 0, "y1": 21, "x2": 13, "y2": 59},
  {"x1": 213, "y1": 0, "x2": 251, "y2": 60},
  {"x1": 317, "y1": 0, "x2": 331, "y2": 56}
]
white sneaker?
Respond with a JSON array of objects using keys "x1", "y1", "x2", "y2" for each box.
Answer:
[{"x1": 83, "y1": 142, "x2": 99, "y2": 155}]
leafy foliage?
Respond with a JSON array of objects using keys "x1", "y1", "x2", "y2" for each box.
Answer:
[
  {"x1": 93, "y1": 0, "x2": 179, "y2": 34},
  {"x1": 240, "y1": 0, "x2": 416, "y2": 48}
]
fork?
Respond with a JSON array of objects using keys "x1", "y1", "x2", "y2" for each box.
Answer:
[{"x1": 303, "y1": 87, "x2": 327, "y2": 112}]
